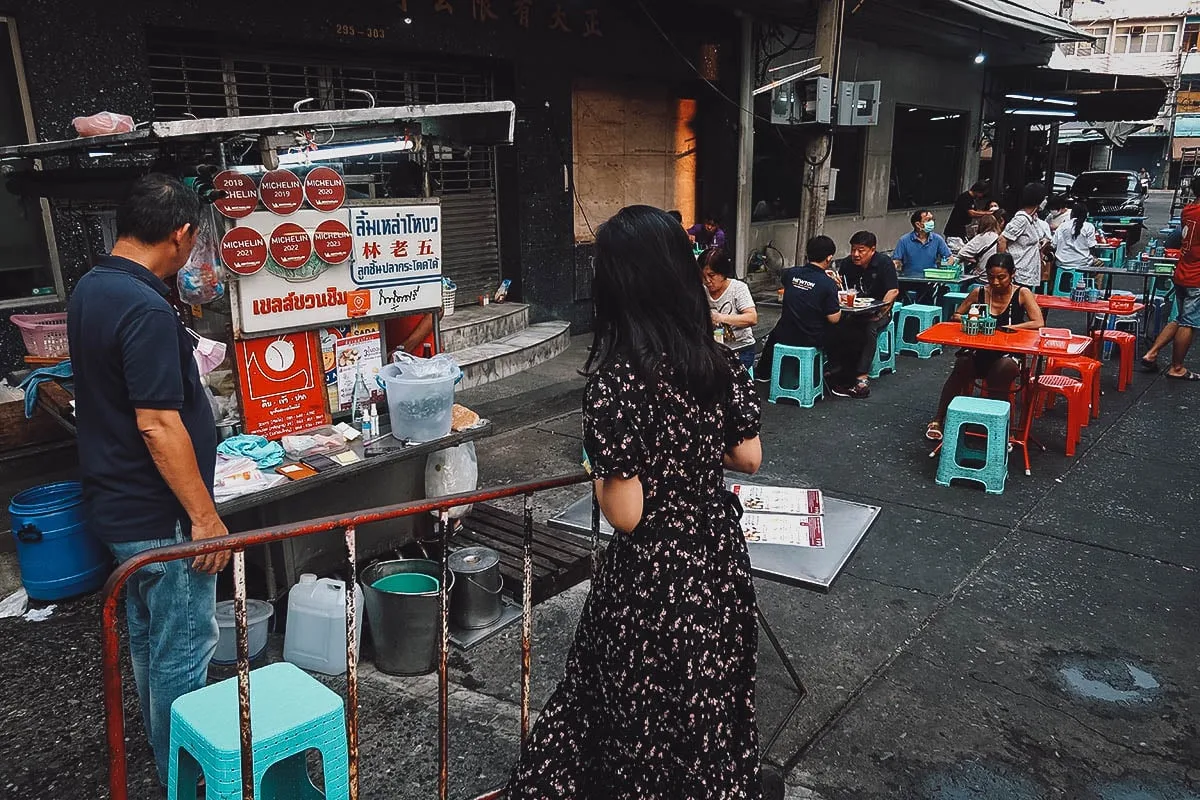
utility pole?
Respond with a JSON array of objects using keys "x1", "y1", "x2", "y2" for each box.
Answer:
[
  {"x1": 794, "y1": 0, "x2": 845, "y2": 265},
  {"x1": 1166, "y1": 45, "x2": 1189, "y2": 190},
  {"x1": 734, "y1": 12, "x2": 755, "y2": 278}
]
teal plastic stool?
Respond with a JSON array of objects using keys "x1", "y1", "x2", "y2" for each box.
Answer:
[
  {"x1": 1052, "y1": 268, "x2": 1082, "y2": 297},
  {"x1": 869, "y1": 322, "x2": 897, "y2": 379},
  {"x1": 941, "y1": 292, "x2": 969, "y2": 322},
  {"x1": 936, "y1": 396, "x2": 1010, "y2": 495},
  {"x1": 895, "y1": 304, "x2": 942, "y2": 358},
  {"x1": 167, "y1": 662, "x2": 349, "y2": 800},
  {"x1": 768, "y1": 345, "x2": 824, "y2": 408}
]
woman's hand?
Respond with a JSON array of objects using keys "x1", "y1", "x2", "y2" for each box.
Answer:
[{"x1": 711, "y1": 311, "x2": 725, "y2": 326}]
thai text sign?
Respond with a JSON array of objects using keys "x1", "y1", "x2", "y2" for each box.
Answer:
[
  {"x1": 350, "y1": 206, "x2": 442, "y2": 288},
  {"x1": 232, "y1": 205, "x2": 442, "y2": 336}
]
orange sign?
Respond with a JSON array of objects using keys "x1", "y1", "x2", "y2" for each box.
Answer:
[
  {"x1": 346, "y1": 289, "x2": 371, "y2": 318},
  {"x1": 235, "y1": 330, "x2": 330, "y2": 439}
]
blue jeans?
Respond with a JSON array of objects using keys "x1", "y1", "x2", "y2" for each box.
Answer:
[{"x1": 107, "y1": 524, "x2": 218, "y2": 785}]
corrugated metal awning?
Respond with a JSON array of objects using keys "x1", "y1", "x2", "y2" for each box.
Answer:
[{"x1": 943, "y1": 0, "x2": 1091, "y2": 42}]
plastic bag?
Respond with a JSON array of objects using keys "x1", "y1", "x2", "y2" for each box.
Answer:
[
  {"x1": 72, "y1": 112, "x2": 135, "y2": 137},
  {"x1": 177, "y1": 209, "x2": 226, "y2": 305},
  {"x1": 425, "y1": 442, "x2": 478, "y2": 519},
  {"x1": 213, "y1": 456, "x2": 281, "y2": 501},
  {"x1": 389, "y1": 351, "x2": 461, "y2": 380}
]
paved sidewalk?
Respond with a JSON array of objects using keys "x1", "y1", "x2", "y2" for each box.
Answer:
[{"x1": 2, "y1": 306, "x2": 1198, "y2": 799}]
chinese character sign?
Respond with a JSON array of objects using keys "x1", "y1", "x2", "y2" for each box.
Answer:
[{"x1": 350, "y1": 206, "x2": 442, "y2": 288}]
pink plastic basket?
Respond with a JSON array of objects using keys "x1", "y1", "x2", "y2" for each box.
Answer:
[{"x1": 10, "y1": 313, "x2": 69, "y2": 358}]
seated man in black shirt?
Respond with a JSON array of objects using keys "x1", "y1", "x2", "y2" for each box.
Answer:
[
  {"x1": 830, "y1": 230, "x2": 901, "y2": 398},
  {"x1": 754, "y1": 235, "x2": 845, "y2": 385}
]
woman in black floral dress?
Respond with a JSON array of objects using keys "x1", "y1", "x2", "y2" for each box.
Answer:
[{"x1": 505, "y1": 205, "x2": 765, "y2": 799}]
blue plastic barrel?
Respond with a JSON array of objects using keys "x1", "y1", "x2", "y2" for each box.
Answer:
[{"x1": 8, "y1": 481, "x2": 111, "y2": 601}]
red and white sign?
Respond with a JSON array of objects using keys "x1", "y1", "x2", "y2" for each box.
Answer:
[
  {"x1": 304, "y1": 167, "x2": 347, "y2": 212},
  {"x1": 259, "y1": 169, "x2": 304, "y2": 215},
  {"x1": 313, "y1": 218, "x2": 353, "y2": 264},
  {"x1": 269, "y1": 223, "x2": 312, "y2": 270},
  {"x1": 213, "y1": 171, "x2": 259, "y2": 219},
  {"x1": 233, "y1": 208, "x2": 443, "y2": 336},
  {"x1": 235, "y1": 331, "x2": 330, "y2": 439},
  {"x1": 219, "y1": 227, "x2": 268, "y2": 275}
]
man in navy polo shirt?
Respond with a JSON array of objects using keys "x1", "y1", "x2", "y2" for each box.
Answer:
[
  {"x1": 753, "y1": 235, "x2": 845, "y2": 383},
  {"x1": 892, "y1": 209, "x2": 952, "y2": 276},
  {"x1": 67, "y1": 174, "x2": 225, "y2": 785}
]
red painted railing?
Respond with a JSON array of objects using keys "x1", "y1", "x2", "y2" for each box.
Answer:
[{"x1": 100, "y1": 472, "x2": 595, "y2": 800}]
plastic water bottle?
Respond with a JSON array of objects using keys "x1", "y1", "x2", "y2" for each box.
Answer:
[{"x1": 351, "y1": 363, "x2": 370, "y2": 428}]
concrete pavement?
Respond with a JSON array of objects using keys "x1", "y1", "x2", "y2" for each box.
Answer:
[{"x1": 1, "y1": 196, "x2": 1198, "y2": 798}]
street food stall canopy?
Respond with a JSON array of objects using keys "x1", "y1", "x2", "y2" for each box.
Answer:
[
  {"x1": 0, "y1": 101, "x2": 516, "y2": 160},
  {"x1": 943, "y1": 0, "x2": 1089, "y2": 42},
  {"x1": 987, "y1": 67, "x2": 1170, "y2": 123}
]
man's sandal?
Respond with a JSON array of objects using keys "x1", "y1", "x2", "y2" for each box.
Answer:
[{"x1": 1166, "y1": 370, "x2": 1200, "y2": 381}]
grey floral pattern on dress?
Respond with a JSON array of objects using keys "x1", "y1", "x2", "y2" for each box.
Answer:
[{"x1": 505, "y1": 351, "x2": 764, "y2": 799}]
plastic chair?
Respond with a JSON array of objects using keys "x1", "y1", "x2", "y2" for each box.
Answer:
[
  {"x1": 869, "y1": 323, "x2": 897, "y2": 379},
  {"x1": 1052, "y1": 268, "x2": 1082, "y2": 298},
  {"x1": 768, "y1": 345, "x2": 824, "y2": 408},
  {"x1": 167, "y1": 662, "x2": 349, "y2": 800},
  {"x1": 1033, "y1": 374, "x2": 1088, "y2": 457},
  {"x1": 936, "y1": 396, "x2": 1010, "y2": 494},
  {"x1": 895, "y1": 304, "x2": 943, "y2": 359},
  {"x1": 941, "y1": 291, "x2": 969, "y2": 322},
  {"x1": 1090, "y1": 329, "x2": 1136, "y2": 391},
  {"x1": 1046, "y1": 356, "x2": 1101, "y2": 421}
]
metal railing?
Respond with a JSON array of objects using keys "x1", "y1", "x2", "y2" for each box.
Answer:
[{"x1": 100, "y1": 472, "x2": 595, "y2": 800}]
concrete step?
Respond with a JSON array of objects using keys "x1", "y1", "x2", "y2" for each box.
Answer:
[
  {"x1": 440, "y1": 303, "x2": 530, "y2": 352},
  {"x1": 451, "y1": 322, "x2": 571, "y2": 391}
]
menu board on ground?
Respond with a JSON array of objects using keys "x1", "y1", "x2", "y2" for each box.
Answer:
[
  {"x1": 731, "y1": 484, "x2": 824, "y2": 516},
  {"x1": 235, "y1": 330, "x2": 331, "y2": 439},
  {"x1": 740, "y1": 513, "x2": 825, "y2": 547}
]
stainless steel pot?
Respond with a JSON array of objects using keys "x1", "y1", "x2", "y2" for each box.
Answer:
[{"x1": 448, "y1": 546, "x2": 503, "y2": 630}]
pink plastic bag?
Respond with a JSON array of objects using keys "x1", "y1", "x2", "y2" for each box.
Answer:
[{"x1": 72, "y1": 112, "x2": 135, "y2": 137}]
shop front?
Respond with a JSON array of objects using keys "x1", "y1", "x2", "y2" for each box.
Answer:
[
  {"x1": 0, "y1": 0, "x2": 744, "y2": 371},
  {"x1": 0, "y1": 102, "x2": 512, "y2": 593}
]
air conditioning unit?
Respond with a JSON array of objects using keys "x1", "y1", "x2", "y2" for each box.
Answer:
[
  {"x1": 771, "y1": 76, "x2": 833, "y2": 125},
  {"x1": 838, "y1": 80, "x2": 881, "y2": 126}
]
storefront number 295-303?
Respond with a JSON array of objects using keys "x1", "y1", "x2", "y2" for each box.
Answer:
[{"x1": 335, "y1": 24, "x2": 387, "y2": 39}]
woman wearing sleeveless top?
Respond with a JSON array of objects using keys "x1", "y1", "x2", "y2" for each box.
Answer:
[
  {"x1": 504, "y1": 205, "x2": 774, "y2": 799},
  {"x1": 925, "y1": 253, "x2": 1044, "y2": 441}
]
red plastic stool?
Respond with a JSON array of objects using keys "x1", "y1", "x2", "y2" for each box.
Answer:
[
  {"x1": 1046, "y1": 356, "x2": 1102, "y2": 421},
  {"x1": 1034, "y1": 374, "x2": 1088, "y2": 457},
  {"x1": 1090, "y1": 329, "x2": 1136, "y2": 391}
]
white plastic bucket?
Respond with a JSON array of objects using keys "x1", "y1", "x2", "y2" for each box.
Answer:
[
  {"x1": 377, "y1": 361, "x2": 462, "y2": 443},
  {"x1": 213, "y1": 599, "x2": 273, "y2": 665}
]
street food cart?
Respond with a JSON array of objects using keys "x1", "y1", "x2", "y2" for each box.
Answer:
[{"x1": 1, "y1": 100, "x2": 515, "y2": 596}]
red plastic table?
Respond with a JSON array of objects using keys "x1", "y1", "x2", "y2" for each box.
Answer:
[{"x1": 916, "y1": 323, "x2": 1092, "y2": 474}]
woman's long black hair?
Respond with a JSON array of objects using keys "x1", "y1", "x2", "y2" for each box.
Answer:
[
  {"x1": 1071, "y1": 202, "x2": 1090, "y2": 238},
  {"x1": 584, "y1": 205, "x2": 735, "y2": 407}
]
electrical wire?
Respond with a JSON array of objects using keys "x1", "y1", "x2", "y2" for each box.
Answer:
[{"x1": 635, "y1": 0, "x2": 780, "y2": 128}]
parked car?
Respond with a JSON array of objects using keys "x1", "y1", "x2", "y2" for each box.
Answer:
[
  {"x1": 1070, "y1": 170, "x2": 1146, "y2": 218},
  {"x1": 1053, "y1": 171, "x2": 1076, "y2": 195}
]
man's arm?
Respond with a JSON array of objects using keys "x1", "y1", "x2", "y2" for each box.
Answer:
[
  {"x1": 135, "y1": 408, "x2": 229, "y2": 574},
  {"x1": 119, "y1": 308, "x2": 227, "y2": 574}
]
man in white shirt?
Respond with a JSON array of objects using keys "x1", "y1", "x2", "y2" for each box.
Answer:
[{"x1": 998, "y1": 182, "x2": 1049, "y2": 288}]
